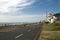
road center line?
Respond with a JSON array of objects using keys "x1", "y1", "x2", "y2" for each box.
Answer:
[
  {"x1": 15, "y1": 34, "x2": 23, "y2": 38},
  {"x1": 28, "y1": 30, "x2": 31, "y2": 32}
]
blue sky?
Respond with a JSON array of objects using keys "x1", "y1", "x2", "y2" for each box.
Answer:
[
  {"x1": 21, "y1": 0, "x2": 60, "y2": 15},
  {"x1": 0, "y1": 0, "x2": 60, "y2": 22}
]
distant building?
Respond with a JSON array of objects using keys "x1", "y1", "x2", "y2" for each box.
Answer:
[
  {"x1": 54, "y1": 13, "x2": 60, "y2": 20},
  {"x1": 45, "y1": 13, "x2": 57, "y2": 23}
]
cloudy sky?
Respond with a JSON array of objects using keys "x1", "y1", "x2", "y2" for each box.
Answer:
[{"x1": 0, "y1": 0, "x2": 60, "y2": 22}]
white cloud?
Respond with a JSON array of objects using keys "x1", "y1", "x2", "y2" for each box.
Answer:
[
  {"x1": 0, "y1": 0, "x2": 45, "y2": 22},
  {"x1": 0, "y1": 0, "x2": 35, "y2": 14},
  {"x1": 0, "y1": 15, "x2": 44, "y2": 22}
]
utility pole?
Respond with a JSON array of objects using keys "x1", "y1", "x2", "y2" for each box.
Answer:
[{"x1": 46, "y1": 11, "x2": 48, "y2": 21}]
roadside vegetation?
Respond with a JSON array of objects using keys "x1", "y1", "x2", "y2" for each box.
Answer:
[
  {"x1": 39, "y1": 13, "x2": 60, "y2": 40},
  {"x1": 39, "y1": 21, "x2": 60, "y2": 40},
  {"x1": 42, "y1": 22, "x2": 60, "y2": 31}
]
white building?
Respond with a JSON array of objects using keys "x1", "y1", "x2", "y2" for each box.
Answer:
[{"x1": 45, "y1": 13, "x2": 57, "y2": 23}]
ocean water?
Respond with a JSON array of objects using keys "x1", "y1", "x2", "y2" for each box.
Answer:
[{"x1": 0, "y1": 22, "x2": 26, "y2": 27}]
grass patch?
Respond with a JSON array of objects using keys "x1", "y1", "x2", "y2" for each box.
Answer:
[
  {"x1": 39, "y1": 21, "x2": 60, "y2": 40},
  {"x1": 42, "y1": 23, "x2": 60, "y2": 31}
]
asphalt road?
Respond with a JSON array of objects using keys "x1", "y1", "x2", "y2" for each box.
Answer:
[{"x1": 0, "y1": 23, "x2": 42, "y2": 40}]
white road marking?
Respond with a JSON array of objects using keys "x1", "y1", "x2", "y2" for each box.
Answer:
[
  {"x1": 15, "y1": 34, "x2": 23, "y2": 38},
  {"x1": 28, "y1": 30, "x2": 31, "y2": 32}
]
